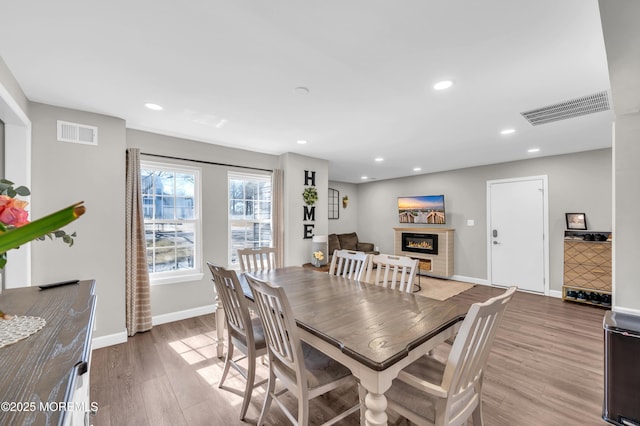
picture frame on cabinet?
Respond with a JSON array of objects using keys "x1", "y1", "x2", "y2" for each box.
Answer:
[{"x1": 566, "y1": 212, "x2": 587, "y2": 230}]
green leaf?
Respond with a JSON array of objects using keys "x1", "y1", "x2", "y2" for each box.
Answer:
[
  {"x1": 0, "y1": 202, "x2": 85, "y2": 256},
  {"x1": 14, "y1": 186, "x2": 31, "y2": 196}
]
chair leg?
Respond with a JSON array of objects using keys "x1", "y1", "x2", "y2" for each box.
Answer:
[
  {"x1": 297, "y1": 395, "x2": 309, "y2": 426},
  {"x1": 257, "y1": 368, "x2": 276, "y2": 426},
  {"x1": 472, "y1": 378, "x2": 484, "y2": 425},
  {"x1": 219, "y1": 335, "x2": 234, "y2": 388},
  {"x1": 472, "y1": 402, "x2": 483, "y2": 425},
  {"x1": 239, "y1": 353, "x2": 256, "y2": 420}
]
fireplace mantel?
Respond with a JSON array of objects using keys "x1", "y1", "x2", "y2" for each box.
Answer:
[{"x1": 393, "y1": 227, "x2": 454, "y2": 277}]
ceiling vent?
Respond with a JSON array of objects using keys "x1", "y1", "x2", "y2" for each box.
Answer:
[
  {"x1": 57, "y1": 120, "x2": 98, "y2": 145},
  {"x1": 520, "y1": 91, "x2": 610, "y2": 126}
]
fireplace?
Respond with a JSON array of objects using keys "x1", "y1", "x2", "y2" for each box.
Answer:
[
  {"x1": 394, "y1": 228, "x2": 453, "y2": 277},
  {"x1": 402, "y1": 232, "x2": 438, "y2": 255}
]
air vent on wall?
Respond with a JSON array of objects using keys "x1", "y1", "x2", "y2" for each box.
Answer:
[
  {"x1": 57, "y1": 120, "x2": 98, "y2": 145},
  {"x1": 520, "y1": 91, "x2": 610, "y2": 126}
]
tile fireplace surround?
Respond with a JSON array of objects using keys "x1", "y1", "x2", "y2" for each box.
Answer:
[{"x1": 393, "y1": 227, "x2": 454, "y2": 277}]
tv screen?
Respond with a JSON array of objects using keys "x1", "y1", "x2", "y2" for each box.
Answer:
[{"x1": 398, "y1": 195, "x2": 446, "y2": 224}]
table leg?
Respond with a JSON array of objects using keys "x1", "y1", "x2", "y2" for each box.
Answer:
[
  {"x1": 215, "y1": 297, "x2": 225, "y2": 358},
  {"x1": 364, "y1": 391, "x2": 388, "y2": 426}
]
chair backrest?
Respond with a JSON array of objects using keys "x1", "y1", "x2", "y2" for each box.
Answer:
[
  {"x1": 245, "y1": 274, "x2": 307, "y2": 391},
  {"x1": 328, "y1": 249, "x2": 370, "y2": 280},
  {"x1": 441, "y1": 286, "x2": 517, "y2": 423},
  {"x1": 363, "y1": 253, "x2": 418, "y2": 293},
  {"x1": 207, "y1": 262, "x2": 254, "y2": 346},
  {"x1": 237, "y1": 247, "x2": 278, "y2": 273}
]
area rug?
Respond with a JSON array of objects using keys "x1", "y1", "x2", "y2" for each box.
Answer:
[{"x1": 414, "y1": 277, "x2": 474, "y2": 301}]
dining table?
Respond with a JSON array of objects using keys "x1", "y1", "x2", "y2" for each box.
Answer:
[{"x1": 215, "y1": 266, "x2": 464, "y2": 426}]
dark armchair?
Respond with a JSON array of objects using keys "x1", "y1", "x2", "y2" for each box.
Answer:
[{"x1": 328, "y1": 232, "x2": 377, "y2": 258}]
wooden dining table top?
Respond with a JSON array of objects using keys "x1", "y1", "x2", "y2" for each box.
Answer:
[{"x1": 240, "y1": 266, "x2": 465, "y2": 371}]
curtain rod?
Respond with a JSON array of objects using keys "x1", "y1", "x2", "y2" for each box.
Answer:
[{"x1": 140, "y1": 152, "x2": 273, "y2": 173}]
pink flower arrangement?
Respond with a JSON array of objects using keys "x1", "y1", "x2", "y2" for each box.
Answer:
[
  {"x1": 0, "y1": 195, "x2": 30, "y2": 228},
  {"x1": 0, "y1": 179, "x2": 85, "y2": 269}
]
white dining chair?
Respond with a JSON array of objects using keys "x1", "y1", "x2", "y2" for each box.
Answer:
[
  {"x1": 363, "y1": 253, "x2": 419, "y2": 293},
  {"x1": 245, "y1": 273, "x2": 361, "y2": 426},
  {"x1": 237, "y1": 247, "x2": 278, "y2": 273},
  {"x1": 386, "y1": 286, "x2": 517, "y2": 426},
  {"x1": 207, "y1": 262, "x2": 268, "y2": 420},
  {"x1": 328, "y1": 249, "x2": 370, "y2": 280}
]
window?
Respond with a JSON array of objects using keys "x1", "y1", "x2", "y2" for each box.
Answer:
[
  {"x1": 142, "y1": 161, "x2": 203, "y2": 285},
  {"x1": 328, "y1": 188, "x2": 339, "y2": 220},
  {"x1": 228, "y1": 172, "x2": 272, "y2": 266}
]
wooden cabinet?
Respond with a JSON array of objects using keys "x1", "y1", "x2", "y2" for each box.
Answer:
[
  {"x1": 0, "y1": 280, "x2": 96, "y2": 425},
  {"x1": 563, "y1": 231, "x2": 611, "y2": 307}
]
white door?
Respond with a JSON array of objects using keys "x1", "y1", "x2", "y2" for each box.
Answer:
[{"x1": 488, "y1": 176, "x2": 547, "y2": 293}]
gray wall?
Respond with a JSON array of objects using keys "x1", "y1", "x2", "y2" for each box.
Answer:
[
  {"x1": 27, "y1": 113, "x2": 330, "y2": 339},
  {"x1": 613, "y1": 116, "x2": 640, "y2": 311},
  {"x1": 328, "y1": 181, "x2": 359, "y2": 236},
  {"x1": 601, "y1": 0, "x2": 640, "y2": 314},
  {"x1": 29, "y1": 102, "x2": 127, "y2": 338},
  {"x1": 127, "y1": 129, "x2": 280, "y2": 316},
  {"x1": 355, "y1": 149, "x2": 612, "y2": 292},
  {"x1": 0, "y1": 56, "x2": 29, "y2": 117},
  {"x1": 281, "y1": 153, "x2": 329, "y2": 266}
]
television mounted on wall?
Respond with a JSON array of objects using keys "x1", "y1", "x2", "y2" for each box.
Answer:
[{"x1": 398, "y1": 195, "x2": 446, "y2": 224}]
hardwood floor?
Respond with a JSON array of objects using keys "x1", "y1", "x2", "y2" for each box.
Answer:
[{"x1": 90, "y1": 285, "x2": 608, "y2": 425}]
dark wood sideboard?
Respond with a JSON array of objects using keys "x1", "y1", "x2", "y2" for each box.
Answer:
[{"x1": 0, "y1": 280, "x2": 96, "y2": 425}]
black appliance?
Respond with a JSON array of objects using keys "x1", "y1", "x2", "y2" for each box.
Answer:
[{"x1": 603, "y1": 311, "x2": 640, "y2": 425}]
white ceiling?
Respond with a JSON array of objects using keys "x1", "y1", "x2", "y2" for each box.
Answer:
[{"x1": 0, "y1": 0, "x2": 614, "y2": 183}]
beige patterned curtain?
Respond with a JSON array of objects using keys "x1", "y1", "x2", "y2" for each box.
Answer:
[
  {"x1": 272, "y1": 169, "x2": 285, "y2": 267},
  {"x1": 125, "y1": 148, "x2": 152, "y2": 336}
]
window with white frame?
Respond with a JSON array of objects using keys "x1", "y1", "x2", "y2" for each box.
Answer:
[
  {"x1": 142, "y1": 161, "x2": 203, "y2": 285},
  {"x1": 228, "y1": 172, "x2": 272, "y2": 266}
]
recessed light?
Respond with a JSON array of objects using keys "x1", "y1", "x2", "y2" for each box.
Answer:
[
  {"x1": 361, "y1": 176, "x2": 368, "y2": 180},
  {"x1": 433, "y1": 80, "x2": 453, "y2": 91},
  {"x1": 294, "y1": 86, "x2": 310, "y2": 95},
  {"x1": 413, "y1": 167, "x2": 422, "y2": 172},
  {"x1": 528, "y1": 148, "x2": 540, "y2": 153},
  {"x1": 145, "y1": 103, "x2": 163, "y2": 111},
  {"x1": 375, "y1": 157, "x2": 384, "y2": 162},
  {"x1": 500, "y1": 129, "x2": 515, "y2": 135},
  {"x1": 297, "y1": 140, "x2": 308, "y2": 145}
]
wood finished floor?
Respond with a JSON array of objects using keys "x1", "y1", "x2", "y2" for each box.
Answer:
[{"x1": 90, "y1": 285, "x2": 608, "y2": 425}]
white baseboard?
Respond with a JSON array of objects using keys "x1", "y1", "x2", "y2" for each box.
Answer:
[
  {"x1": 449, "y1": 275, "x2": 491, "y2": 286},
  {"x1": 613, "y1": 306, "x2": 640, "y2": 316},
  {"x1": 450, "y1": 275, "x2": 564, "y2": 298},
  {"x1": 91, "y1": 305, "x2": 217, "y2": 350},
  {"x1": 92, "y1": 331, "x2": 128, "y2": 350},
  {"x1": 549, "y1": 290, "x2": 562, "y2": 299},
  {"x1": 152, "y1": 304, "x2": 217, "y2": 326}
]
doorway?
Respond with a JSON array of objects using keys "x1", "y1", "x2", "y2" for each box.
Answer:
[
  {"x1": 1, "y1": 81, "x2": 31, "y2": 289},
  {"x1": 487, "y1": 176, "x2": 549, "y2": 294}
]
